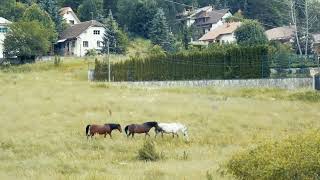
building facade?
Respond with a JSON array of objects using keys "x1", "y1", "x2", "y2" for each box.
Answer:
[
  {"x1": 0, "y1": 17, "x2": 11, "y2": 59},
  {"x1": 55, "y1": 20, "x2": 105, "y2": 57}
]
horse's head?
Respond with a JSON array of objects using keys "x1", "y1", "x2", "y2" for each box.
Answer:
[{"x1": 117, "y1": 124, "x2": 122, "y2": 133}]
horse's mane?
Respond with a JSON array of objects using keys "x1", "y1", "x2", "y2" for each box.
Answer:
[
  {"x1": 106, "y1": 123, "x2": 120, "y2": 130},
  {"x1": 143, "y1": 121, "x2": 158, "y2": 127}
]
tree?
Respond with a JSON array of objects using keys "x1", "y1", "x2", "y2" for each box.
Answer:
[
  {"x1": 0, "y1": 0, "x2": 27, "y2": 21},
  {"x1": 23, "y1": 3, "x2": 57, "y2": 42},
  {"x1": 126, "y1": 0, "x2": 157, "y2": 38},
  {"x1": 149, "y1": 8, "x2": 174, "y2": 52},
  {"x1": 102, "y1": 10, "x2": 128, "y2": 54},
  {"x1": 103, "y1": 0, "x2": 117, "y2": 16},
  {"x1": 78, "y1": 0, "x2": 103, "y2": 22},
  {"x1": 38, "y1": 0, "x2": 64, "y2": 33},
  {"x1": 58, "y1": 0, "x2": 83, "y2": 12},
  {"x1": 4, "y1": 21, "x2": 51, "y2": 62},
  {"x1": 235, "y1": 20, "x2": 268, "y2": 46}
]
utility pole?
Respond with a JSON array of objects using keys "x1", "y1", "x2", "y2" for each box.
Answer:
[
  {"x1": 290, "y1": 0, "x2": 302, "y2": 55},
  {"x1": 305, "y1": 0, "x2": 309, "y2": 58},
  {"x1": 107, "y1": 40, "x2": 111, "y2": 82}
]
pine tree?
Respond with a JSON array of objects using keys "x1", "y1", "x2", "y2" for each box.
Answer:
[
  {"x1": 38, "y1": 0, "x2": 63, "y2": 32},
  {"x1": 103, "y1": 0, "x2": 117, "y2": 16},
  {"x1": 149, "y1": 8, "x2": 174, "y2": 52},
  {"x1": 78, "y1": 0, "x2": 104, "y2": 22},
  {"x1": 102, "y1": 10, "x2": 128, "y2": 54}
]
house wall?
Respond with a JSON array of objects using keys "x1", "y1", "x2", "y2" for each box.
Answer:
[
  {"x1": 210, "y1": 12, "x2": 232, "y2": 31},
  {"x1": 186, "y1": 19, "x2": 195, "y2": 27},
  {"x1": 72, "y1": 26, "x2": 105, "y2": 57},
  {"x1": 0, "y1": 25, "x2": 9, "y2": 59},
  {"x1": 63, "y1": 11, "x2": 80, "y2": 25},
  {"x1": 217, "y1": 33, "x2": 236, "y2": 44}
]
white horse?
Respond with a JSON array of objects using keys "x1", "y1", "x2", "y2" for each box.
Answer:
[{"x1": 155, "y1": 123, "x2": 189, "y2": 140}]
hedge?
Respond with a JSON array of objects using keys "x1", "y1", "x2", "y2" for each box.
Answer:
[{"x1": 94, "y1": 45, "x2": 270, "y2": 81}]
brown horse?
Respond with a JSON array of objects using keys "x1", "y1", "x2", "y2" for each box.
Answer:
[
  {"x1": 124, "y1": 122, "x2": 158, "y2": 138},
  {"x1": 86, "y1": 123, "x2": 122, "y2": 139}
]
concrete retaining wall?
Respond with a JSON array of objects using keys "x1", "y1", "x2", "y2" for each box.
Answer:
[{"x1": 114, "y1": 78, "x2": 313, "y2": 89}]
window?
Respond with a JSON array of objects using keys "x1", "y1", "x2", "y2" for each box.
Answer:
[
  {"x1": 0, "y1": 27, "x2": 8, "y2": 33},
  {"x1": 83, "y1": 41, "x2": 89, "y2": 47},
  {"x1": 69, "y1": 20, "x2": 74, "y2": 24},
  {"x1": 97, "y1": 41, "x2": 103, "y2": 47},
  {"x1": 72, "y1": 41, "x2": 75, "y2": 48},
  {"x1": 93, "y1": 30, "x2": 100, "y2": 35}
]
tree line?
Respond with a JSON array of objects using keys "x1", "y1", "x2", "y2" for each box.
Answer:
[{"x1": 0, "y1": 0, "x2": 319, "y2": 61}]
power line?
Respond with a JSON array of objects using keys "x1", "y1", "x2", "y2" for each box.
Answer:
[{"x1": 163, "y1": 0, "x2": 194, "y2": 8}]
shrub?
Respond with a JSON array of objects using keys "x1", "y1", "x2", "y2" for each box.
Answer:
[
  {"x1": 85, "y1": 49, "x2": 98, "y2": 57},
  {"x1": 54, "y1": 56, "x2": 61, "y2": 67},
  {"x1": 225, "y1": 131, "x2": 320, "y2": 180},
  {"x1": 137, "y1": 140, "x2": 160, "y2": 161}
]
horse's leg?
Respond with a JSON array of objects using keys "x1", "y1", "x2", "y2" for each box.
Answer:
[
  {"x1": 131, "y1": 133, "x2": 134, "y2": 138},
  {"x1": 161, "y1": 132, "x2": 164, "y2": 138},
  {"x1": 104, "y1": 133, "x2": 107, "y2": 138},
  {"x1": 176, "y1": 133, "x2": 179, "y2": 138},
  {"x1": 172, "y1": 133, "x2": 175, "y2": 138},
  {"x1": 109, "y1": 133, "x2": 112, "y2": 139}
]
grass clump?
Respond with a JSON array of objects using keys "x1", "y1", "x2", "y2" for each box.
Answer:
[
  {"x1": 225, "y1": 130, "x2": 320, "y2": 180},
  {"x1": 137, "y1": 140, "x2": 160, "y2": 161}
]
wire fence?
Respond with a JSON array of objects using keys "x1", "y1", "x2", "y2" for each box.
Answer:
[{"x1": 92, "y1": 53, "x2": 320, "y2": 82}]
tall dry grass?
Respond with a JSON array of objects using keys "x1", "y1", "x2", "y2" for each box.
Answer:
[{"x1": 0, "y1": 59, "x2": 319, "y2": 179}]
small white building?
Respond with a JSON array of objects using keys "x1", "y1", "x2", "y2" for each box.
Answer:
[
  {"x1": 59, "y1": 7, "x2": 81, "y2": 25},
  {"x1": 55, "y1": 20, "x2": 105, "y2": 57},
  {"x1": 199, "y1": 22, "x2": 241, "y2": 44},
  {"x1": 0, "y1": 17, "x2": 11, "y2": 59}
]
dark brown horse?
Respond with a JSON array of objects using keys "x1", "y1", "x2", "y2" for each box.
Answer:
[
  {"x1": 86, "y1": 124, "x2": 122, "y2": 139},
  {"x1": 124, "y1": 122, "x2": 158, "y2": 138}
]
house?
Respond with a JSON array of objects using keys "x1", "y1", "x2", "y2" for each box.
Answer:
[
  {"x1": 194, "y1": 8, "x2": 232, "y2": 34},
  {"x1": 176, "y1": 6, "x2": 213, "y2": 27},
  {"x1": 59, "y1": 7, "x2": 81, "y2": 25},
  {"x1": 265, "y1": 26, "x2": 295, "y2": 43},
  {"x1": 313, "y1": 33, "x2": 320, "y2": 55},
  {"x1": 55, "y1": 20, "x2": 105, "y2": 57},
  {"x1": 199, "y1": 22, "x2": 241, "y2": 44},
  {"x1": 177, "y1": 6, "x2": 232, "y2": 34},
  {"x1": 0, "y1": 17, "x2": 11, "y2": 59}
]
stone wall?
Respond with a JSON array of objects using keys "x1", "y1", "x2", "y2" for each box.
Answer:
[{"x1": 114, "y1": 78, "x2": 313, "y2": 90}]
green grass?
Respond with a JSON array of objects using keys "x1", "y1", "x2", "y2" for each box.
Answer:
[{"x1": 0, "y1": 59, "x2": 320, "y2": 179}]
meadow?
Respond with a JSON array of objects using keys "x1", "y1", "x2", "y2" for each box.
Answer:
[{"x1": 0, "y1": 58, "x2": 320, "y2": 180}]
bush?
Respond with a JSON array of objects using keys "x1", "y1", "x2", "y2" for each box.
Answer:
[
  {"x1": 54, "y1": 56, "x2": 61, "y2": 67},
  {"x1": 225, "y1": 131, "x2": 320, "y2": 180},
  {"x1": 85, "y1": 49, "x2": 98, "y2": 57},
  {"x1": 137, "y1": 140, "x2": 160, "y2": 161}
]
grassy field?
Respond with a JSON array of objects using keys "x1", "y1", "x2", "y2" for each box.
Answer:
[{"x1": 0, "y1": 59, "x2": 320, "y2": 180}]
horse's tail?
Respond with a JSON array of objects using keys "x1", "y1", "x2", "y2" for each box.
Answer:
[
  {"x1": 86, "y1": 125, "x2": 91, "y2": 137},
  {"x1": 124, "y1": 125, "x2": 129, "y2": 135}
]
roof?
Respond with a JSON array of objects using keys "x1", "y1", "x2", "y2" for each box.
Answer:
[
  {"x1": 199, "y1": 22, "x2": 241, "y2": 41},
  {"x1": 313, "y1": 33, "x2": 320, "y2": 44},
  {"x1": 178, "y1": 6, "x2": 213, "y2": 20},
  {"x1": 59, "y1": 7, "x2": 72, "y2": 15},
  {"x1": 58, "y1": 20, "x2": 104, "y2": 41},
  {"x1": 195, "y1": 9, "x2": 230, "y2": 26},
  {"x1": 0, "y1": 17, "x2": 11, "y2": 25},
  {"x1": 265, "y1": 26, "x2": 295, "y2": 41}
]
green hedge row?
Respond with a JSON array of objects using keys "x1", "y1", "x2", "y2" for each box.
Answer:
[{"x1": 94, "y1": 45, "x2": 270, "y2": 81}]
